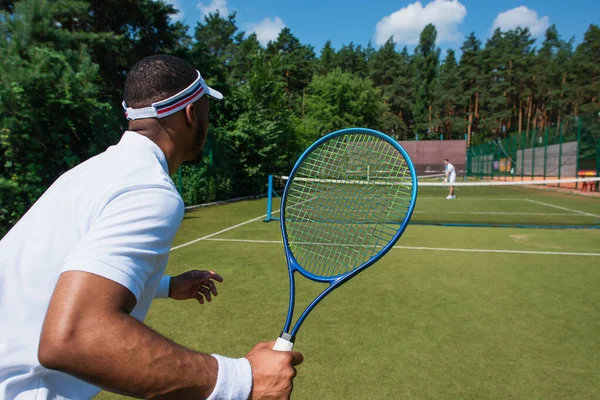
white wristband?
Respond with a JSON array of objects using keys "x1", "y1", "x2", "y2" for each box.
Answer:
[
  {"x1": 206, "y1": 355, "x2": 253, "y2": 400},
  {"x1": 154, "y1": 276, "x2": 171, "y2": 299}
]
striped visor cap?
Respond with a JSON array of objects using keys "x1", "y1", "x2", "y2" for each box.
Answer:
[{"x1": 122, "y1": 70, "x2": 223, "y2": 120}]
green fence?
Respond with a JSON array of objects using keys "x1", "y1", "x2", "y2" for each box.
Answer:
[{"x1": 467, "y1": 116, "x2": 600, "y2": 190}]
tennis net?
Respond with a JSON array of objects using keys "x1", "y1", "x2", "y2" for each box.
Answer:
[{"x1": 265, "y1": 175, "x2": 600, "y2": 228}]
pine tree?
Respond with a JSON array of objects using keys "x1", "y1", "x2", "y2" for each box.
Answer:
[
  {"x1": 0, "y1": 0, "x2": 118, "y2": 236},
  {"x1": 573, "y1": 24, "x2": 600, "y2": 115},
  {"x1": 459, "y1": 32, "x2": 483, "y2": 145},
  {"x1": 435, "y1": 49, "x2": 463, "y2": 138},
  {"x1": 336, "y1": 42, "x2": 369, "y2": 78},
  {"x1": 317, "y1": 40, "x2": 337, "y2": 75},
  {"x1": 413, "y1": 24, "x2": 440, "y2": 138},
  {"x1": 266, "y1": 28, "x2": 316, "y2": 95}
]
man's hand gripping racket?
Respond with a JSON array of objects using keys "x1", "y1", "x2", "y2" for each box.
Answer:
[{"x1": 273, "y1": 128, "x2": 418, "y2": 351}]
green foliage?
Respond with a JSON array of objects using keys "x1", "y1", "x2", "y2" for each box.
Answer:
[
  {"x1": 302, "y1": 69, "x2": 386, "y2": 138},
  {"x1": 413, "y1": 24, "x2": 440, "y2": 137},
  {"x1": 225, "y1": 55, "x2": 300, "y2": 196},
  {"x1": 1, "y1": 1, "x2": 599, "y2": 238},
  {"x1": 435, "y1": 49, "x2": 464, "y2": 138},
  {"x1": 0, "y1": 0, "x2": 118, "y2": 236},
  {"x1": 266, "y1": 27, "x2": 316, "y2": 95},
  {"x1": 369, "y1": 40, "x2": 414, "y2": 139},
  {"x1": 317, "y1": 40, "x2": 337, "y2": 76},
  {"x1": 573, "y1": 24, "x2": 600, "y2": 116}
]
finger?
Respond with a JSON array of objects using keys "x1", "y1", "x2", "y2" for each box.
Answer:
[
  {"x1": 290, "y1": 351, "x2": 304, "y2": 366},
  {"x1": 198, "y1": 287, "x2": 212, "y2": 302},
  {"x1": 188, "y1": 270, "x2": 224, "y2": 283},
  {"x1": 207, "y1": 271, "x2": 224, "y2": 283},
  {"x1": 204, "y1": 280, "x2": 218, "y2": 296},
  {"x1": 194, "y1": 291, "x2": 205, "y2": 305}
]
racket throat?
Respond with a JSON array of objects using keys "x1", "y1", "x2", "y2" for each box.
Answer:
[{"x1": 279, "y1": 332, "x2": 295, "y2": 343}]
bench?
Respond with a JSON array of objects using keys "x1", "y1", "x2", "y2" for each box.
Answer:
[{"x1": 578, "y1": 170, "x2": 597, "y2": 192}]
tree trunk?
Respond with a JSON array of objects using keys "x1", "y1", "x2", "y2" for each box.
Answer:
[
  {"x1": 474, "y1": 92, "x2": 479, "y2": 118},
  {"x1": 467, "y1": 97, "x2": 473, "y2": 146},
  {"x1": 526, "y1": 94, "x2": 533, "y2": 137},
  {"x1": 428, "y1": 104, "x2": 432, "y2": 132},
  {"x1": 518, "y1": 98, "x2": 523, "y2": 136},
  {"x1": 556, "y1": 110, "x2": 561, "y2": 136}
]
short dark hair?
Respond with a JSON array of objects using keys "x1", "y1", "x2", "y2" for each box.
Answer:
[
  {"x1": 444, "y1": 158, "x2": 449, "y2": 162},
  {"x1": 124, "y1": 55, "x2": 197, "y2": 108}
]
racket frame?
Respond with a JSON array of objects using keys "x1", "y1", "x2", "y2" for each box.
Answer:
[{"x1": 278, "y1": 128, "x2": 418, "y2": 342}]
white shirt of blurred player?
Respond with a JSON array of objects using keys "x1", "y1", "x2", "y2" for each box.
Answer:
[{"x1": 445, "y1": 163, "x2": 456, "y2": 183}]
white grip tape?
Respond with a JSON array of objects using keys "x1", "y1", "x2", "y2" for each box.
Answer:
[{"x1": 273, "y1": 337, "x2": 294, "y2": 351}]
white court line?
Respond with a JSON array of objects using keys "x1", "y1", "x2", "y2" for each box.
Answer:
[
  {"x1": 171, "y1": 213, "x2": 270, "y2": 251},
  {"x1": 171, "y1": 196, "x2": 315, "y2": 251},
  {"x1": 201, "y1": 238, "x2": 600, "y2": 257},
  {"x1": 417, "y1": 197, "x2": 524, "y2": 201},
  {"x1": 525, "y1": 199, "x2": 600, "y2": 219},
  {"x1": 413, "y1": 211, "x2": 579, "y2": 216}
]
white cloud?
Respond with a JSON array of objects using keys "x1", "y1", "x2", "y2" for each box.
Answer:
[
  {"x1": 374, "y1": 0, "x2": 467, "y2": 46},
  {"x1": 247, "y1": 17, "x2": 286, "y2": 46},
  {"x1": 197, "y1": 0, "x2": 229, "y2": 17},
  {"x1": 491, "y1": 6, "x2": 550, "y2": 36},
  {"x1": 164, "y1": 0, "x2": 184, "y2": 21}
]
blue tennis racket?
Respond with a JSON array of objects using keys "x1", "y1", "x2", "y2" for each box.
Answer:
[{"x1": 273, "y1": 128, "x2": 418, "y2": 351}]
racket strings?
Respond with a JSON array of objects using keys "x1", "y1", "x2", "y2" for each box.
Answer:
[{"x1": 285, "y1": 133, "x2": 413, "y2": 278}]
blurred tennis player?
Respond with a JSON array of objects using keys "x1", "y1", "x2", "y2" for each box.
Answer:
[
  {"x1": 0, "y1": 55, "x2": 302, "y2": 399},
  {"x1": 443, "y1": 158, "x2": 456, "y2": 199}
]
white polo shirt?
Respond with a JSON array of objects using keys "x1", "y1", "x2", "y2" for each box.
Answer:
[
  {"x1": 0, "y1": 131, "x2": 184, "y2": 399},
  {"x1": 446, "y1": 162, "x2": 456, "y2": 183}
]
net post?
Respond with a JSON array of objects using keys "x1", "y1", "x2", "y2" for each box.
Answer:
[
  {"x1": 264, "y1": 175, "x2": 274, "y2": 222},
  {"x1": 543, "y1": 126, "x2": 548, "y2": 182},
  {"x1": 558, "y1": 122, "x2": 563, "y2": 187},
  {"x1": 575, "y1": 116, "x2": 581, "y2": 189}
]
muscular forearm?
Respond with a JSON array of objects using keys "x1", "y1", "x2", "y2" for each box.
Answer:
[
  {"x1": 38, "y1": 271, "x2": 218, "y2": 399},
  {"x1": 39, "y1": 308, "x2": 217, "y2": 399}
]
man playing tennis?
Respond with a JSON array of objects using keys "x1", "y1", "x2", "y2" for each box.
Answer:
[
  {"x1": 0, "y1": 55, "x2": 302, "y2": 399},
  {"x1": 443, "y1": 158, "x2": 456, "y2": 199}
]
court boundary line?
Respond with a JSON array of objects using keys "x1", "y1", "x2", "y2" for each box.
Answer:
[
  {"x1": 200, "y1": 238, "x2": 600, "y2": 257},
  {"x1": 413, "y1": 211, "x2": 580, "y2": 216},
  {"x1": 171, "y1": 213, "x2": 272, "y2": 251},
  {"x1": 525, "y1": 199, "x2": 600, "y2": 218},
  {"x1": 172, "y1": 196, "x2": 313, "y2": 251}
]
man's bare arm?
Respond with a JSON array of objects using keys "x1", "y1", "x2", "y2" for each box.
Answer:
[{"x1": 38, "y1": 271, "x2": 217, "y2": 399}]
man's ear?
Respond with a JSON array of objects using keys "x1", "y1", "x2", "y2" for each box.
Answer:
[{"x1": 184, "y1": 103, "x2": 196, "y2": 126}]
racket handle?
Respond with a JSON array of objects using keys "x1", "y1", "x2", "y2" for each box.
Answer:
[
  {"x1": 273, "y1": 334, "x2": 294, "y2": 351},
  {"x1": 273, "y1": 337, "x2": 294, "y2": 351}
]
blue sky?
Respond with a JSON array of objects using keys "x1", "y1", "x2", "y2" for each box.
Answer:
[{"x1": 166, "y1": 0, "x2": 599, "y2": 55}]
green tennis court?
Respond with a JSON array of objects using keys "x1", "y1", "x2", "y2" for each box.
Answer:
[
  {"x1": 416, "y1": 183, "x2": 600, "y2": 227},
  {"x1": 97, "y1": 196, "x2": 600, "y2": 400}
]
